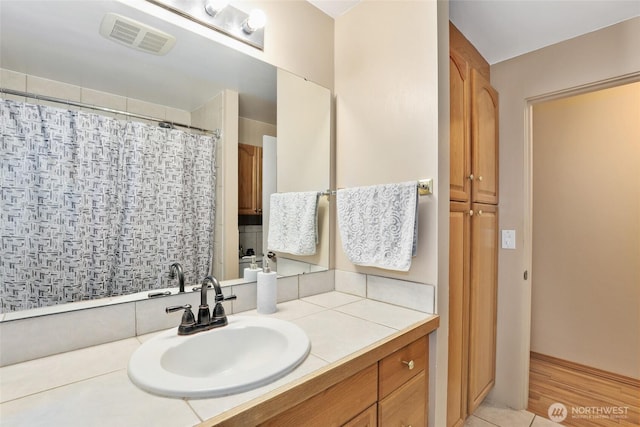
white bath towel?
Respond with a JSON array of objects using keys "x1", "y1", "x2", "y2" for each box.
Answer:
[
  {"x1": 267, "y1": 191, "x2": 319, "y2": 256},
  {"x1": 337, "y1": 181, "x2": 418, "y2": 271}
]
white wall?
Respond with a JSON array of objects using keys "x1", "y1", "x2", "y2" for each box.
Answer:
[{"x1": 490, "y1": 17, "x2": 640, "y2": 409}]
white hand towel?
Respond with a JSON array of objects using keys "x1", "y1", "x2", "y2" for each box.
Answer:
[
  {"x1": 337, "y1": 181, "x2": 418, "y2": 271},
  {"x1": 267, "y1": 191, "x2": 319, "y2": 256}
]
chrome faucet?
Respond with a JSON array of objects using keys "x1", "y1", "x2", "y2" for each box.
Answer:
[
  {"x1": 166, "y1": 275, "x2": 236, "y2": 335},
  {"x1": 168, "y1": 262, "x2": 185, "y2": 293}
]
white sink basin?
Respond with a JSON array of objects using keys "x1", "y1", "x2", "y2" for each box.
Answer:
[{"x1": 128, "y1": 316, "x2": 310, "y2": 398}]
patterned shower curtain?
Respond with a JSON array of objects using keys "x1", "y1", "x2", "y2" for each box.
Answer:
[{"x1": 0, "y1": 98, "x2": 216, "y2": 313}]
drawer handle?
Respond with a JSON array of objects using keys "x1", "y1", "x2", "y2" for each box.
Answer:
[{"x1": 402, "y1": 360, "x2": 415, "y2": 370}]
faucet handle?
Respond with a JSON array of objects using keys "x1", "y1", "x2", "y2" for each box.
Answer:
[
  {"x1": 166, "y1": 304, "x2": 196, "y2": 331},
  {"x1": 215, "y1": 293, "x2": 237, "y2": 302},
  {"x1": 166, "y1": 304, "x2": 192, "y2": 313}
]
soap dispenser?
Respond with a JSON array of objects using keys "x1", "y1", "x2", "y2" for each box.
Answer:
[
  {"x1": 243, "y1": 255, "x2": 261, "y2": 282},
  {"x1": 257, "y1": 258, "x2": 277, "y2": 314}
]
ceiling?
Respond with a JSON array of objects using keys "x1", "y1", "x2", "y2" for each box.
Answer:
[
  {"x1": 308, "y1": 0, "x2": 640, "y2": 65},
  {"x1": 0, "y1": 0, "x2": 277, "y2": 123}
]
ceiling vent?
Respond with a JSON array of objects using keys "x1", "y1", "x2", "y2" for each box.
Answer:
[{"x1": 99, "y1": 13, "x2": 175, "y2": 56}]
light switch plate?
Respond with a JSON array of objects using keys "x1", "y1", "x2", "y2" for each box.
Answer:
[{"x1": 501, "y1": 229, "x2": 516, "y2": 249}]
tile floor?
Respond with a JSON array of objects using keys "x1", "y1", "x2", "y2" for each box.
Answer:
[{"x1": 466, "y1": 401, "x2": 563, "y2": 427}]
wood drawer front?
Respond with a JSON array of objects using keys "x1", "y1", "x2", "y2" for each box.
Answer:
[
  {"x1": 343, "y1": 404, "x2": 377, "y2": 427},
  {"x1": 259, "y1": 364, "x2": 378, "y2": 427},
  {"x1": 378, "y1": 370, "x2": 427, "y2": 427},
  {"x1": 379, "y1": 336, "x2": 428, "y2": 399}
]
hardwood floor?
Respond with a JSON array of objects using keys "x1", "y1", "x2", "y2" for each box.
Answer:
[{"x1": 529, "y1": 352, "x2": 640, "y2": 426}]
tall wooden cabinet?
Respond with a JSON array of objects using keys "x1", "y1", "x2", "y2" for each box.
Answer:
[
  {"x1": 448, "y1": 22, "x2": 499, "y2": 427},
  {"x1": 238, "y1": 143, "x2": 262, "y2": 215}
]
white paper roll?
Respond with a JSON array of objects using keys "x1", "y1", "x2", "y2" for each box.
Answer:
[{"x1": 257, "y1": 271, "x2": 277, "y2": 314}]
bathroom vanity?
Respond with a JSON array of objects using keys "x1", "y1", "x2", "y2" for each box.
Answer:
[
  {"x1": 212, "y1": 317, "x2": 435, "y2": 426},
  {"x1": 0, "y1": 292, "x2": 438, "y2": 427}
]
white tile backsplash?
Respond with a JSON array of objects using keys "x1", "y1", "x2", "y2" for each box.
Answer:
[
  {"x1": 367, "y1": 275, "x2": 435, "y2": 313},
  {"x1": 298, "y1": 270, "x2": 335, "y2": 298},
  {"x1": 0, "y1": 303, "x2": 136, "y2": 367},
  {"x1": 334, "y1": 270, "x2": 367, "y2": 297},
  {"x1": 276, "y1": 275, "x2": 299, "y2": 302},
  {"x1": 230, "y1": 282, "x2": 257, "y2": 313},
  {"x1": 135, "y1": 292, "x2": 196, "y2": 336}
]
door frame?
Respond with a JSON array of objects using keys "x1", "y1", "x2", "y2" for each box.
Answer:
[{"x1": 521, "y1": 71, "x2": 640, "y2": 406}]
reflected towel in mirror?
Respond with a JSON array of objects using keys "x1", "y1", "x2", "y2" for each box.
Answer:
[
  {"x1": 337, "y1": 181, "x2": 418, "y2": 271},
  {"x1": 267, "y1": 191, "x2": 319, "y2": 256}
]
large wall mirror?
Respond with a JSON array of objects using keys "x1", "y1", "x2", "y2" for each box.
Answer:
[{"x1": 0, "y1": 0, "x2": 331, "y2": 315}]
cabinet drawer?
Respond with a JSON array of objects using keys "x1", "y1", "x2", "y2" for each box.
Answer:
[
  {"x1": 343, "y1": 404, "x2": 377, "y2": 427},
  {"x1": 379, "y1": 370, "x2": 427, "y2": 427},
  {"x1": 379, "y1": 336, "x2": 428, "y2": 399},
  {"x1": 260, "y1": 364, "x2": 377, "y2": 427}
]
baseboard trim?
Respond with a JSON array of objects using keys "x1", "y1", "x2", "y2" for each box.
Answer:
[
  {"x1": 531, "y1": 352, "x2": 640, "y2": 388},
  {"x1": 528, "y1": 352, "x2": 639, "y2": 427}
]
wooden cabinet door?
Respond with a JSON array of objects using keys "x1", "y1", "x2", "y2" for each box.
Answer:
[
  {"x1": 450, "y1": 50, "x2": 471, "y2": 203},
  {"x1": 260, "y1": 364, "x2": 378, "y2": 427},
  {"x1": 342, "y1": 404, "x2": 377, "y2": 427},
  {"x1": 447, "y1": 202, "x2": 470, "y2": 427},
  {"x1": 467, "y1": 203, "x2": 498, "y2": 414},
  {"x1": 471, "y1": 69, "x2": 499, "y2": 205},
  {"x1": 378, "y1": 370, "x2": 427, "y2": 427},
  {"x1": 238, "y1": 143, "x2": 262, "y2": 215}
]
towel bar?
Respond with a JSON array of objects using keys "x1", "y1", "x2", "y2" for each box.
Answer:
[{"x1": 320, "y1": 179, "x2": 433, "y2": 198}]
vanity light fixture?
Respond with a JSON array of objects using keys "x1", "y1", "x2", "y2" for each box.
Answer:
[
  {"x1": 242, "y1": 9, "x2": 267, "y2": 34},
  {"x1": 203, "y1": 0, "x2": 230, "y2": 17},
  {"x1": 146, "y1": 0, "x2": 266, "y2": 50}
]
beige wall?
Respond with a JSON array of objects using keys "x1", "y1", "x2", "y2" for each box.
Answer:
[
  {"x1": 335, "y1": 0, "x2": 440, "y2": 285},
  {"x1": 531, "y1": 82, "x2": 640, "y2": 379},
  {"x1": 335, "y1": 1, "x2": 448, "y2": 425},
  {"x1": 275, "y1": 68, "x2": 332, "y2": 270},
  {"x1": 490, "y1": 17, "x2": 640, "y2": 408},
  {"x1": 238, "y1": 117, "x2": 277, "y2": 147}
]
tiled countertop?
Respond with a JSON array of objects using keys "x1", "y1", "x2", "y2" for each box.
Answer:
[{"x1": 0, "y1": 292, "x2": 437, "y2": 427}]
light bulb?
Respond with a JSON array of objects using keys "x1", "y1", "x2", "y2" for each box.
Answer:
[
  {"x1": 242, "y1": 9, "x2": 266, "y2": 34},
  {"x1": 204, "y1": 0, "x2": 230, "y2": 16}
]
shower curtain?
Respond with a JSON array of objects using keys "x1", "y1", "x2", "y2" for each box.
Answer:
[{"x1": 0, "y1": 98, "x2": 216, "y2": 313}]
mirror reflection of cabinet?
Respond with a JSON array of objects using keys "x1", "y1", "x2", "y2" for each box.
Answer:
[{"x1": 238, "y1": 143, "x2": 263, "y2": 216}]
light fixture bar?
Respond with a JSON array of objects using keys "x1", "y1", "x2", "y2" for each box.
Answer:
[{"x1": 145, "y1": 0, "x2": 265, "y2": 50}]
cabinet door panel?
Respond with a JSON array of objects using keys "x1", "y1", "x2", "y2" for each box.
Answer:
[
  {"x1": 260, "y1": 364, "x2": 377, "y2": 427},
  {"x1": 450, "y1": 50, "x2": 471, "y2": 202},
  {"x1": 468, "y1": 203, "x2": 498, "y2": 414},
  {"x1": 471, "y1": 70, "x2": 499, "y2": 205},
  {"x1": 238, "y1": 143, "x2": 262, "y2": 215},
  {"x1": 447, "y1": 202, "x2": 470, "y2": 427},
  {"x1": 343, "y1": 404, "x2": 377, "y2": 427},
  {"x1": 379, "y1": 370, "x2": 427, "y2": 427}
]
